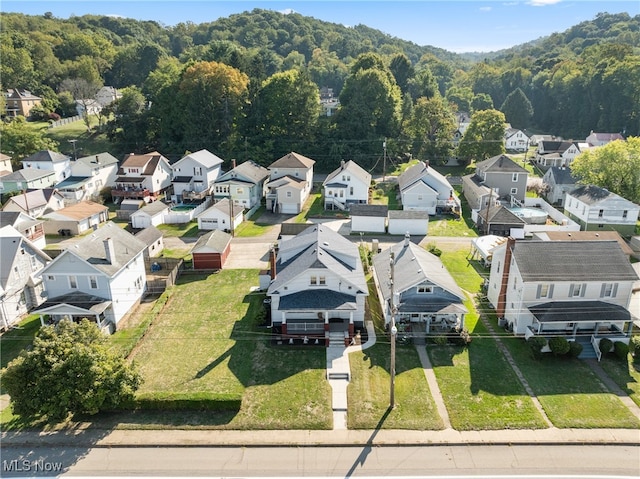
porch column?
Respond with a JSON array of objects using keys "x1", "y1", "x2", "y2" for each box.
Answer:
[
  {"x1": 626, "y1": 321, "x2": 634, "y2": 336},
  {"x1": 281, "y1": 311, "x2": 287, "y2": 335},
  {"x1": 40, "y1": 314, "x2": 45, "y2": 327},
  {"x1": 348, "y1": 311, "x2": 354, "y2": 336},
  {"x1": 324, "y1": 311, "x2": 329, "y2": 331},
  {"x1": 95, "y1": 314, "x2": 101, "y2": 327},
  {"x1": 572, "y1": 322, "x2": 578, "y2": 338},
  {"x1": 426, "y1": 316, "x2": 430, "y2": 335},
  {"x1": 594, "y1": 321, "x2": 600, "y2": 337},
  {"x1": 537, "y1": 322, "x2": 542, "y2": 334},
  {"x1": 459, "y1": 313, "x2": 465, "y2": 331}
]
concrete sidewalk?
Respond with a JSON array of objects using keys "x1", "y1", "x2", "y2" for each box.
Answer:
[{"x1": 2, "y1": 427, "x2": 639, "y2": 448}]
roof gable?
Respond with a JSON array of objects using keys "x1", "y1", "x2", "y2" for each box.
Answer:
[
  {"x1": 476, "y1": 154, "x2": 528, "y2": 174},
  {"x1": 323, "y1": 160, "x2": 371, "y2": 186},
  {"x1": 174, "y1": 149, "x2": 224, "y2": 169},
  {"x1": 268, "y1": 152, "x2": 315, "y2": 169}
]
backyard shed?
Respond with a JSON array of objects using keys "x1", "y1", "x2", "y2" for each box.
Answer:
[
  {"x1": 191, "y1": 229, "x2": 232, "y2": 270},
  {"x1": 130, "y1": 201, "x2": 169, "y2": 229},
  {"x1": 350, "y1": 204, "x2": 388, "y2": 233}
]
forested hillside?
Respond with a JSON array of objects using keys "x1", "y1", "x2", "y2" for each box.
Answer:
[{"x1": 1, "y1": 9, "x2": 638, "y2": 171}]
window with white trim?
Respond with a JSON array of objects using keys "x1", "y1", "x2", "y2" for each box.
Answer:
[
  {"x1": 512, "y1": 173, "x2": 518, "y2": 182},
  {"x1": 69, "y1": 276, "x2": 77, "y2": 289},
  {"x1": 89, "y1": 276, "x2": 98, "y2": 289},
  {"x1": 510, "y1": 188, "x2": 517, "y2": 195},
  {"x1": 417, "y1": 285, "x2": 433, "y2": 294}
]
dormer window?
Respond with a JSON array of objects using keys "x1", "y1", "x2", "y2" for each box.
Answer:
[{"x1": 417, "y1": 285, "x2": 433, "y2": 294}]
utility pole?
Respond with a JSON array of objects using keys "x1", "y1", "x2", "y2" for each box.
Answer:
[
  {"x1": 382, "y1": 139, "x2": 387, "y2": 183},
  {"x1": 389, "y1": 251, "x2": 397, "y2": 409},
  {"x1": 68, "y1": 139, "x2": 78, "y2": 161}
]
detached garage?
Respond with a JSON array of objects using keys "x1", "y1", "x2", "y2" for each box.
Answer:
[
  {"x1": 388, "y1": 210, "x2": 429, "y2": 236},
  {"x1": 350, "y1": 204, "x2": 388, "y2": 233},
  {"x1": 130, "y1": 201, "x2": 169, "y2": 229},
  {"x1": 191, "y1": 229, "x2": 232, "y2": 270}
]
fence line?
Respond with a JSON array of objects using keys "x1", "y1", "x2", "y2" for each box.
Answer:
[{"x1": 48, "y1": 115, "x2": 82, "y2": 128}]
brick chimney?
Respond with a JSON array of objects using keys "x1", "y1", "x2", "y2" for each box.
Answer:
[
  {"x1": 270, "y1": 246, "x2": 277, "y2": 280},
  {"x1": 231, "y1": 158, "x2": 237, "y2": 169},
  {"x1": 496, "y1": 237, "x2": 515, "y2": 318},
  {"x1": 103, "y1": 238, "x2": 115, "y2": 264}
]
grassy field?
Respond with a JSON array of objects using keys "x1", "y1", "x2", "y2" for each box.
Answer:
[
  {"x1": 129, "y1": 269, "x2": 333, "y2": 429},
  {"x1": 591, "y1": 356, "x2": 640, "y2": 408},
  {"x1": 156, "y1": 221, "x2": 200, "y2": 238}
]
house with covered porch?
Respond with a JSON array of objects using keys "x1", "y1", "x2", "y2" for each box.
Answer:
[
  {"x1": 372, "y1": 235, "x2": 468, "y2": 337},
  {"x1": 486, "y1": 238, "x2": 638, "y2": 358},
  {"x1": 266, "y1": 224, "x2": 368, "y2": 345},
  {"x1": 33, "y1": 222, "x2": 147, "y2": 333}
]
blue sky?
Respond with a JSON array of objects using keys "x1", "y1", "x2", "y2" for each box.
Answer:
[{"x1": 3, "y1": 1, "x2": 638, "y2": 52}]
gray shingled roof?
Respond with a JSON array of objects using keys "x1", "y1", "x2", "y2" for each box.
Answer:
[
  {"x1": 192, "y1": 229, "x2": 232, "y2": 254},
  {"x1": 2, "y1": 168, "x2": 55, "y2": 182},
  {"x1": 268, "y1": 152, "x2": 315, "y2": 169},
  {"x1": 350, "y1": 204, "x2": 388, "y2": 217},
  {"x1": 216, "y1": 160, "x2": 269, "y2": 184},
  {"x1": 135, "y1": 225, "x2": 163, "y2": 245},
  {"x1": 75, "y1": 152, "x2": 118, "y2": 167},
  {"x1": 59, "y1": 221, "x2": 147, "y2": 277},
  {"x1": 568, "y1": 185, "x2": 618, "y2": 205},
  {"x1": 388, "y1": 210, "x2": 430, "y2": 220},
  {"x1": 278, "y1": 290, "x2": 357, "y2": 310},
  {"x1": 22, "y1": 150, "x2": 70, "y2": 164},
  {"x1": 323, "y1": 160, "x2": 371, "y2": 186},
  {"x1": 372, "y1": 239, "x2": 465, "y2": 302},
  {"x1": 548, "y1": 166, "x2": 577, "y2": 185},
  {"x1": 476, "y1": 154, "x2": 528, "y2": 174},
  {"x1": 477, "y1": 205, "x2": 526, "y2": 225},
  {"x1": 135, "y1": 201, "x2": 169, "y2": 216},
  {"x1": 268, "y1": 224, "x2": 366, "y2": 295},
  {"x1": 529, "y1": 301, "x2": 633, "y2": 323},
  {"x1": 512, "y1": 240, "x2": 638, "y2": 282}
]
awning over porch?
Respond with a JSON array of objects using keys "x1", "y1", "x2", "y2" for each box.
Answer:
[
  {"x1": 278, "y1": 290, "x2": 357, "y2": 310},
  {"x1": 33, "y1": 292, "x2": 112, "y2": 318},
  {"x1": 529, "y1": 301, "x2": 634, "y2": 324}
]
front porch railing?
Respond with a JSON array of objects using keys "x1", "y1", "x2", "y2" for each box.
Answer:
[
  {"x1": 286, "y1": 322, "x2": 325, "y2": 333},
  {"x1": 591, "y1": 335, "x2": 602, "y2": 362}
]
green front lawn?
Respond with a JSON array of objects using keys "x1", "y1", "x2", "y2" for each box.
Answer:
[
  {"x1": 129, "y1": 270, "x2": 332, "y2": 429},
  {"x1": 0, "y1": 315, "x2": 41, "y2": 372},
  {"x1": 593, "y1": 356, "x2": 640, "y2": 408},
  {"x1": 156, "y1": 221, "x2": 200, "y2": 238},
  {"x1": 499, "y1": 333, "x2": 640, "y2": 429}
]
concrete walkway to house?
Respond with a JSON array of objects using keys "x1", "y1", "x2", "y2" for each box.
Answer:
[
  {"x1": 326, "y1": 321, "x2": 376, "y2": 430},
  {"x1": 415, "y1": 346, "x2": 451, "y2": 429}
]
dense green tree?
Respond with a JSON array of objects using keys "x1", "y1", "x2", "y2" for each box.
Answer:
[
  {"x1": 402, "y1": 95, "x2": 457, "y2": 164},
  {"x1": 571, "y1": 136, "x2": 640, "y2": 204},
  {"x1": 176, "y1": 61, "x2": 249, "y2": 155},
  {"x1": 0, "y1": 117, "x2": 59, "y2": 164},
  {"x1": 446, "y1": 86, "x2": 474, "y2": 113},
  {"x1": 457, "y1": 109, "x2": 506, "y2": 164},
  {"x1": 500, "y1": 88, "x2": 534, "y2": 129},
  {"x1": 103, "y1": 86, "x2": 150, "y2": 152},
  {"x1": 253, "y1": 69, "x2": 320, "y2": 156},
  {"x1": 3, "y1": 319, "x2": 141, "y2": 421},
  {"x1": 59, "y1": 78, "x2": 101, "y2": 131},
  {"x1": 471, "y1": 93, "x2": 494, "y2": 112},
  {"x1": 389, "y1": 53, "x2": 414, "y2": 94},
  {"x1": 407, "y1": 67, "x2": 439, "y2": 101}
]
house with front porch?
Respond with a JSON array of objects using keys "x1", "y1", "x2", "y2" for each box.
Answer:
[
  {"x1": 398, "y1": 161, "x2": 460, "y2": 215},
  {"x1": 564, "y1": 185, "x2": 640, "y2": 237},
  {"x1": 462, "y1": 154, "x2": 529, "y2": 206},
  {"x1": 486, "y1": 238, "x2": 638, "y2": 357},
  {"x1": 112, "y1": 151, "x2": 172, "y2": 201},
  {"x1": 33, "y1": 221, "x2": 147, "y2": 332},
  {"x1": 535, "y1": 141, "x2": 589, "y2": 169},
  {"x1": 266, "y1": 224, "x2": 368, "y2": 344},
  {"x1": 504, "y1": 128, "x2": 529, "y2": 152},
  {"x1": 213, "y1": 160, "x2": 269, "y2": 210},
  {"x1": 0, "y1": 225, "x2": 51, "y2": 330},
  {"x1": 322, "y1": 160, "x2": 371, "y2": 210},
  {"x1": 372, "y1": 234, "x2": 467, "y2": 336},
  {"x1": 171, "y1": 149, "x2": 223, "y2": 202},
  {"x1": 266, "y1": 152, "x2": 315, "y2": 214}
]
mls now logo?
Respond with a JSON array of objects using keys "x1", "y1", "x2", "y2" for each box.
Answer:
[{"x1": 3, "y1": 459, "x2": 63, "y2": 473}]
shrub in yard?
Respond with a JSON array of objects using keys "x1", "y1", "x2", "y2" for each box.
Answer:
[
  {"x1": 431, "y1": 335, "x2": 448, "y2": 346},
  {"x1": 613, "y1": 341, "x2": 629, "y2": 360},
  {"x1": 426, "y1": 243, "x2": 442, "y2": 257},
  {"x1": 448, "y1": 327, "x2": 472, "y2": 346},
  {"x1": 548, "y1": 336, "x2": 570, "y2": 356},
  {"x1": 598, "y1": 338, "x2": 613, "y2": 355},
  {"x1": 528, "y1": 336, "x2": 548, "y2": 360},
  {"x1": 630, "y1": 336, "x2": 640, "y2": 362},
  {"x1": 568, "y1": 341, "x2": 583, "y2": 358}
]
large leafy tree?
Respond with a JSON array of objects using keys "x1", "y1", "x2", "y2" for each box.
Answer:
[
  {"x1": 176, "y1": 61, "x2": 249, "y2": 155},
  {"x1": 59, "y1": 78, "x2": 101, "y2": 131},
  {"x1": 103, "y1": 86, "x2": 150, "y2": 153},
  {"x1": 571, "y1": 136, "x2": 640, "y2": 204},
  {"x1": 403, "y1": 95, "x2": 457, "y2": 164},
  {"x1": 0, "y1": 117, "x2": 59, "y2": 164},
  {"x1": 500, "y1": 88, "x2": 534, "y2": 130},
  {"x1": 3, "y1": 319, "x2": 141, "y2": 421},
  {"x1": 253, "y1": 69, "x2": 320, "y2": 157},
  {"x1": 457, "y1": 109, "x2": 506, "y2": 165}
]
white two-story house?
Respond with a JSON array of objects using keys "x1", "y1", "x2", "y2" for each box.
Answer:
[
  {"x1": 504, "y1": 128, "x2": 529, "y2": 152},
  {"x1": 56, "y1": 152, "x2": 119, "y2": 204},
  {"x1": 487, "y1": 238, "x2": 638, "y2": 356},
  {"x1": 171, "y1": 149, "x2": 223, "y2": 202},
  {"x1": 398, "y1": 161, "x2": 460, "y2": 215},
  {"x1": 266, "y1": 152, "x2": 315, "y2": 214},
  {"x1": 322, "y1": 160, "x2": 371, "y2": 210},
  {"x1": 564, "y1": 185, "x2": 640, "y2": 237},
  {"x1": 213, "y1": 160, "x2": 269, "y2": 210},
  {"x1": 266, "y1": 224, "x2": 368, "y2": 344},
  {"x1": 34, "y1": 222, "x2": 147, "y2": 332},
  {"x1": 112, "y1": 151, "x2": 172, "y2": 201},
  {"x1": 0, "y1": 225, "x2": 51, "y2": 329},
  {"x1": 21, "y1": 150, "x2": 71, "y2": 184}
]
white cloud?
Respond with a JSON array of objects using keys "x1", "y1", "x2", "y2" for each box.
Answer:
[
  {"x1": 278, "y1": 8, "x2": 295, "y2": 15},
  {"x1": 528, "y1": 0, "x2": 563, "y2": 6},
  {"x1": 502, "y1": 2, "x2": 519, "y2": 5},
  {"x1": 480, "y1": 6, "x2": 492, "y2": 12}
]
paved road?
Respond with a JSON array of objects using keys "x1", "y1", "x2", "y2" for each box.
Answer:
[{"x1": 2, "y1": 444, "x2": 638, "y2": 477}]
